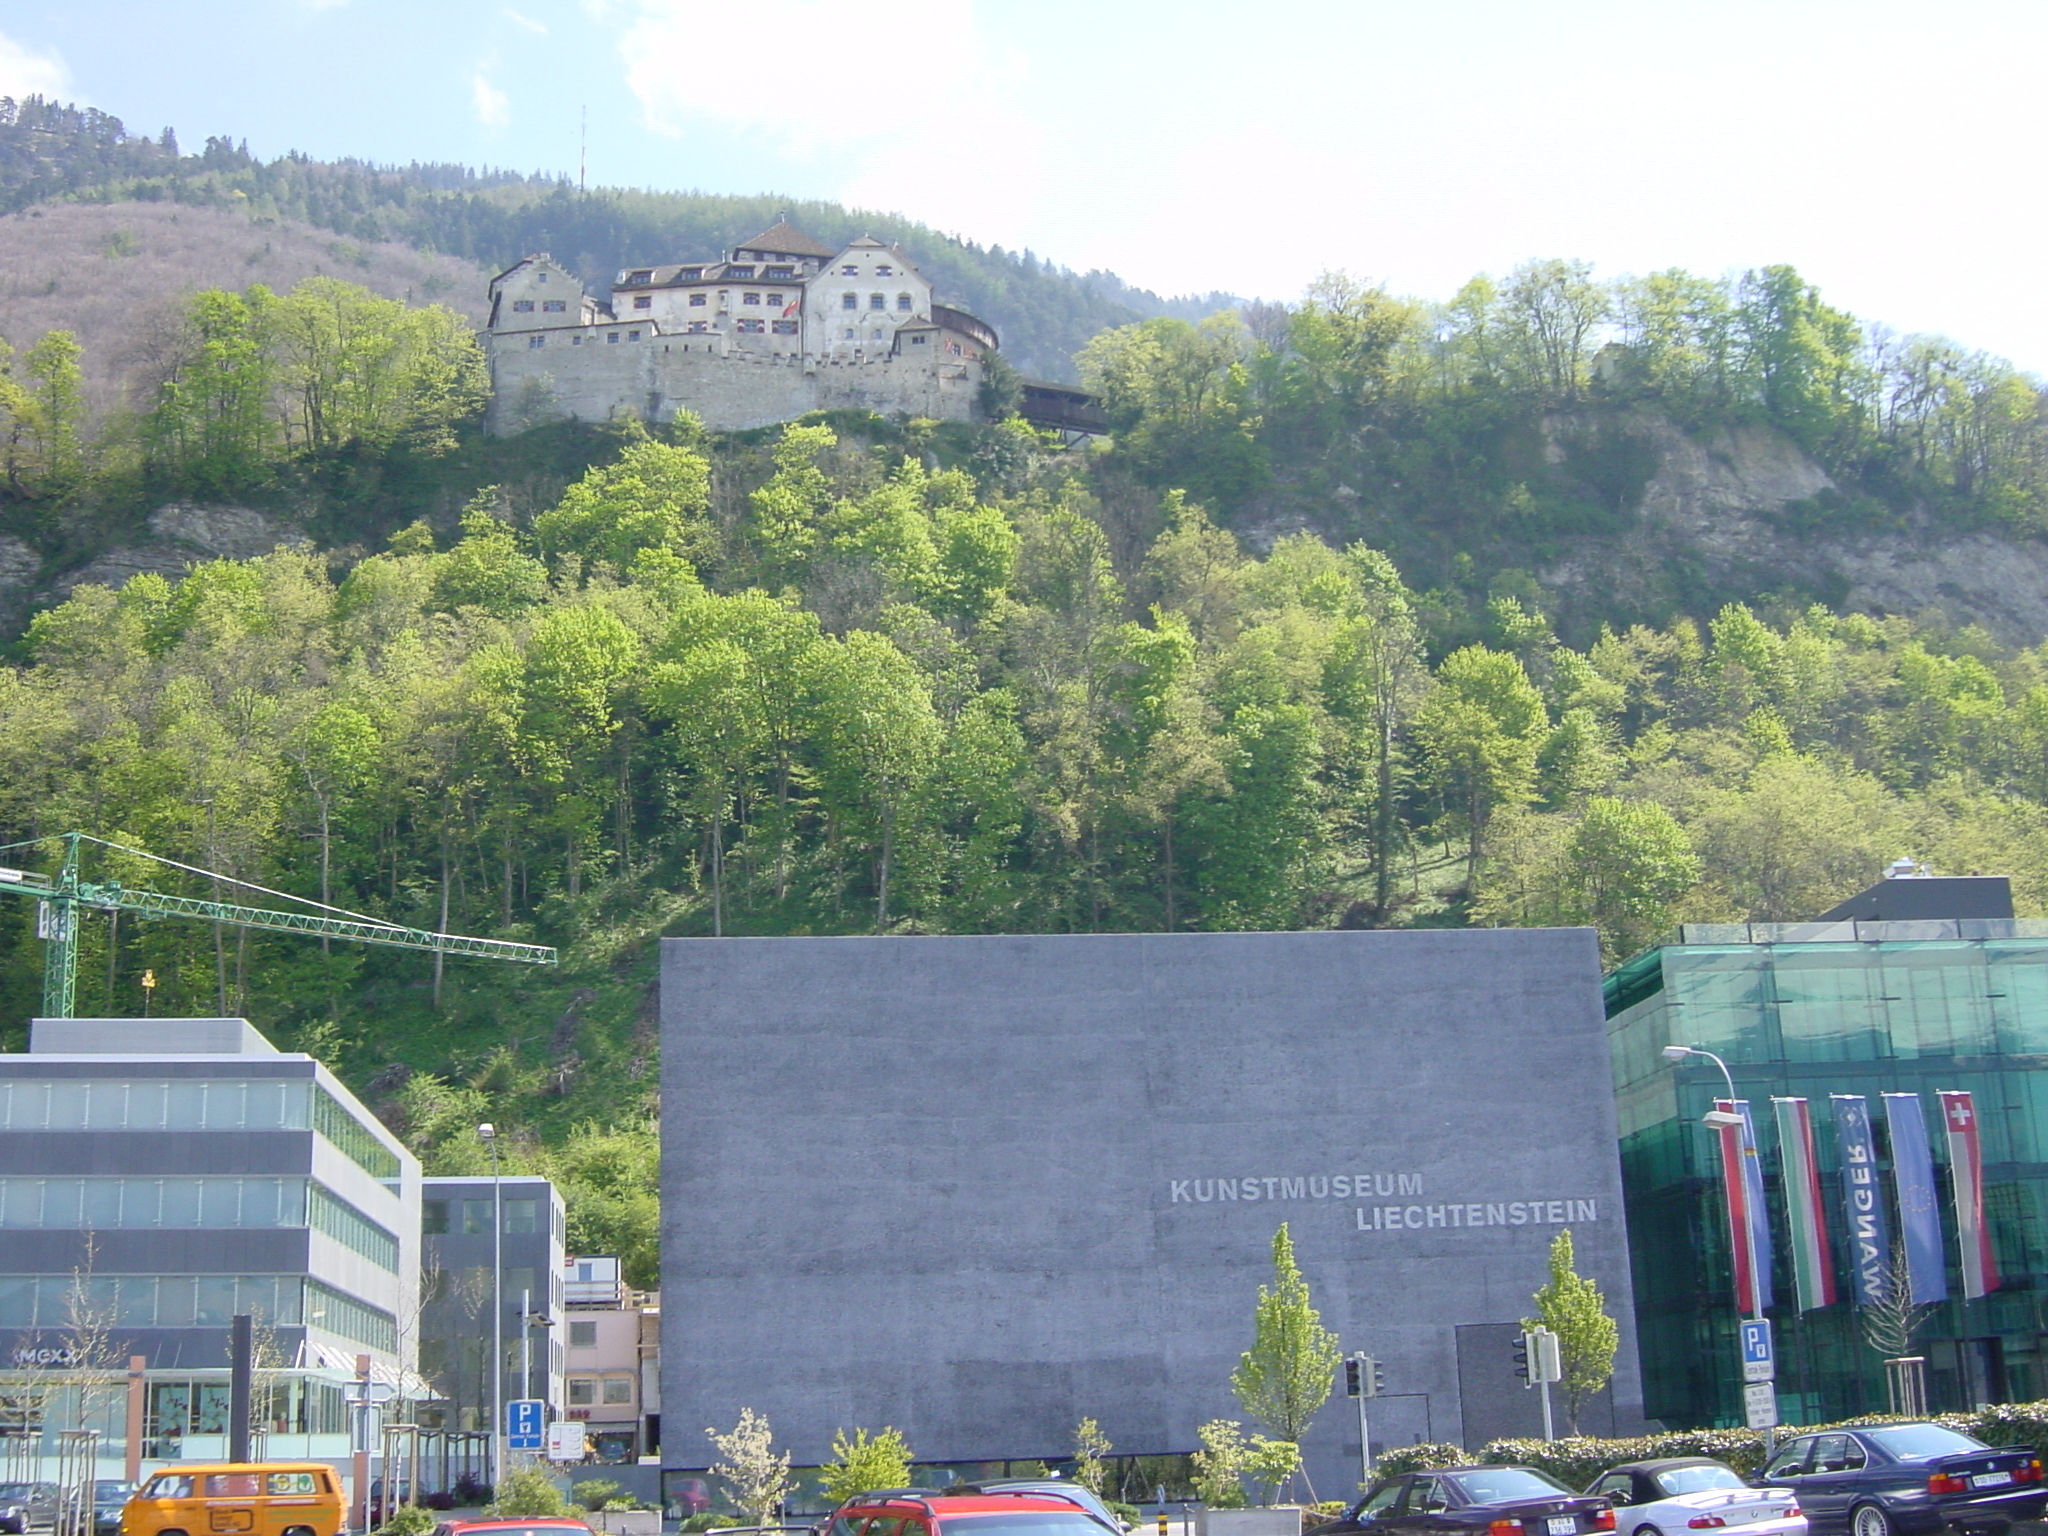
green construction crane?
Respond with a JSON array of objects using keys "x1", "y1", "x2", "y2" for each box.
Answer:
[{"x1": 0, "y1": 832, "x2": 556, "y2": 1019}]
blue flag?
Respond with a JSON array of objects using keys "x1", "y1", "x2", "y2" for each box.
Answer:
[
  {"x1": 1884, "y1": 1092, "x2": 1948, "y2": 1305},
  {"x1": 1736, "y1": 1101, "x2": 1775, "y2": 1310},
  {"x1": 1833, "y1": 1094, "x2": 1891, "y2": 1307}
]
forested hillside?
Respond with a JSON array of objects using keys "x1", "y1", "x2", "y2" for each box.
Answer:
[{"x1": 0, "y1": 96, "x2": 1232, "y2": 381}]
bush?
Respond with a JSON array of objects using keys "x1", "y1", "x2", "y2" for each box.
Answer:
[
  {"x1": 571, "y1": 1482, "x2": 641, "y2": 1512},
  {"x1": 487, "y1": 1467, "x2": 572, "y2": 1519},
  {"x1": 1368, "y1": 1444, "x2": 1466, "y2": 1480},
  {"x1": 376, "y1": 1506, "x2": 435, "y2": 1536},
  {"x1": 681, "y1": 1516, "x2": 744, "y2": 1534}
]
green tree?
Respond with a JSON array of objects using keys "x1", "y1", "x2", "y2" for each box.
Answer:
[
  {"x1": 708, "y1": 1408, "x2": 792, "y2": 1526},
  {"x1": 536, "y1": 438, "x2": 718, "y2": 575},
  {"x1": 1231, "y1": 1224, "x2": 1342, "y2": 1456},
  {"x1": 489, "y1": 1467, "x2": 574, "y2": 1518},
  {"x1": 820, "y1": 1427, "x2": 914, "y2": 1503},
  {"x1": 1073, "y1": 1417, "x2": 1113, "y2": 1498},
  {"x1": 1522, "y1": 1228, "x2": 1618, "y2": 1434}
]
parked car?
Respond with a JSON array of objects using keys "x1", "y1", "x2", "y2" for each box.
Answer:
[
  {"x1": 0, "y1": 1483, "x2": 61, "y2": 1536},
  {"x1": 949, "y1": 1482, "x2": 1124, "y2": 1532},
  {"x1": 1760, "y1": 1424, "x2": 2045, "y2": 1536},
  {"x1": 1584, "y1": 1458, "x2": 1803, "y2": 1536},
  {"x1": 663, "y1": 1479, "x2": 712, "y2": 1520},
  {"x1": 822, "y1": 1490, "x2": 1126, "y2": 1536},
  {"x1": 430, "y1": 1522, "x2": 596, "y2": 1536},
  {"x1": 1308, "y1": 1466, "x2": 1617, "y2": 1536},
  {"x1": 91, "y1": 1482, "x2": 137, "y2": 1536}
]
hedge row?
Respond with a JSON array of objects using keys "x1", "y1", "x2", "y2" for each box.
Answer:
[{"x1": 1366, "y1": 1402, "x2": 2048, "y2": 1490}]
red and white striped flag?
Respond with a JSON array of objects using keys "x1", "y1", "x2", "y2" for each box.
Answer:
[
  {"x1": 1715, "y1": 1098, "x2": 1759, "y2": 1314},
  {"x1": 1773, "y1": 1097, "x2": 1837, "y2": 1310},
  {"x1": 1939, "y1": 1090, "x2": 1999, "y2": 1298}
]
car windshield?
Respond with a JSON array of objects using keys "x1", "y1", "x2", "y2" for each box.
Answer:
[
  {"x1": 1658, "y1": 1468, "x2": 1745, "y2": 1497},
  {"x1": 1862, "y1": 1426, "x2": 1987, "y2": 1460},
  {"x1": 942, "y1": 1515, "x2": 1116, "y2": 1536},
  {"x1": 0, "y1": 1487, "x2": 35, "y2": 1499},
  {"x1": 1454, "y1": 1471, "x2": 1571, "y2": 1503},
  {"x1": 95, "y1": 1485, "x2": 134, "y2": 1499}
]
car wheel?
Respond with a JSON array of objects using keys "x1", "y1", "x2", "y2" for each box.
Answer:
[
  {"x1": 1851, "y1": 1505, "x2": 1894, "y2": 1536},
  {"x1": 1634, "y1": 1525, "x2": 1663, "y2": 1536}
]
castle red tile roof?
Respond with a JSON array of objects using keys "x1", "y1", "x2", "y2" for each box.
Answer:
[{"x1": 741, "y1": 220, "x2": 838, "y2": 259}]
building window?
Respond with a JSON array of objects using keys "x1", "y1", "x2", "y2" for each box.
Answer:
[
  {"x1": 765, "y1": 266, "x2": 793, "y2": 279},
  {"x1": 607, "y1": 333, "x2": 620, "y2": 343},
  {"x1": 869, "y1": 293, "x2": 885, "y2": 310},
  {"x1": 463, "y1": 1200, "x2": 492, "y2": 1234},
  {"x1": 897, "y1": 293, "x2": 912, "y2": 310},
  {"x1": 537, "y1": 271, "x2": 548, "y2": 283},
  {"x1": 628, "y1": 330, "x2": 642, "y2": 340},
  {"x1": 627, "y1": 270, "x2": 652, "y2": 285},
  {"x1": 772, "y1": 320, "x2": 798, "y2": 335},
  {"x1": 686, "y1": 321, "x2": 709, "y2": 333},
  {"x1": 543, "y1": 299, "x2": 567, "y2": 313},
  {"x1": 504, "y1": 1199, "x2": 536, "y2": 1235},
  {"x1": 743, "y1": 293, "x2": 761, "y2": 305},
  {"x1": 843, "y1": 328, "x2": 855, "y2": 340},
  {"x1": 728, "y1": 266, "x2": 755, "y2": 279},
  {"x1": 632, "y1": 295, "x2": 652, "y2": 310},
  {"x1": 872, "y1": 329, "x2": 885, "y2": 340},
  {"x1": 512, "y1": 300, "x2": 534, "y2": 313},
  {"x1": 572, "y1": 335, "x2": 584, "y2": 345},
  {"x1": 737, "y1": 318, "x2": 765, "y2": 334},
  {"x1": 602, "y1": 1378, "x2": 633, "y2": 1405},
  {"x1": 422, "y1": 1200, "x2": 448, "y2": 1235},
  {"x1": 568, "y1": 1378, "x2": 597, "y2": 1406},
  {"x1": 840, "y1": 264, "x2": 858, "y2": 276},
  {"x1": 527, "y1": 335, "x2": 545, "y2": 348},
  {"x1": 910, "y1": 334, "x2": 927, "y2": 344},
  {"x1": 568, "y1": 1320, "x2": 597, "y2": 1347},
  {"x1": 765, "y1": 292, "x2": 782, "y2": 306},
  {"x1": 841, "y1": 293, "x2": 857, "y2": 310},
  {"x1": 876, "y1": 264, "x2": 894, "y2": 277}
]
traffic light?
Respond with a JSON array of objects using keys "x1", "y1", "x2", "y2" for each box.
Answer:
[
  {"x1": 1532, "y1": 1328, "x2": 1563, "y2": 1385},
  {"x1": 1345, "y1": 1358, "x2": 1362, "y2": 1398},
  {"x1": 1513, "y1": 1331, "x2": 1531, "y2": 1383},
  {"x1": 1368, "y1": 1357, "x2": 1385, "y2": 1398}
]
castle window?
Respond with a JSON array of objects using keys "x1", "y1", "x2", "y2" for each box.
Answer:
[
  {"x1": 840, "y1": 264, "x2": 858, "y2": 276},
  {"x1": 728, "y1": 266, "x2": 755, "y2": 279},
  {"x1": 632, "y1": 295, "x2": 652, "y2": 310},
  {"x1": 627, "y1": 270, "x2": 653, "y2": 284},
  {"x1": 869, "y1": 293, "x2": 886, "y2": 310},
  {"x1": 876, "y1": 264, "x2": 894, "y2": 277},
  {"x1": 844, "y1": 328, "x2": 855, "y2": 340},
  {"x1": 765, "y1": 293, "x2": 782, "y2": 306},
  {"x1": 528, "y1": 335, "x2": 545, "y2": 348},
  {"x1": 608, "y1": 333, "x2": 621, "y2": 344},
  {"x1": 512, "y1": 300, "x2": 535, "y2": 312},
  {"x1": 629, "y1": 330, "x2": 642, "y2": 340},
  {"x1": 687, "y1": 321, "x2": 709, "y2": 333},
  {"x1": 537, "y1": 271, "x2": 548, "y2": 283},
  {"x1": 679, "y1": 268, "x2": 702, "y2": 281},
  {"x1": 872, "y1": 328, "x2": 885, "y2": 340},
  {"x1": 572, "y1": 335, "x2": 584, "y2": 345},
  {"x1": 765, "y1": 266, "x2": 794, "y2": 279},
  {"x1": 689, "y1": 293, "x2": 707, "y2": 307},
  {"x1": 772, "y1": 320, "x2": 798, "y2": 335},
  {"x1": 743, "y1": 293, "x2": 761, "y2": 305},
  {"x1": 737, "y1": 318, "x2": 765, "y2": 334},
  {"x1": 543, "y1": 299, "x2": 567, "y2": 312},
  {"x1": 897, "y1": 293, "x2": 912, "y2": 310},
  {"x1": 841, "y1": 293, "x2": 857, "y2": 310}
]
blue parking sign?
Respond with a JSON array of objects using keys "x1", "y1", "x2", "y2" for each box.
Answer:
[
  {"x1": 507, "y1": 1399, "x2": 546, "y2": 1450},
  {"x1": 1739, "y1": 1319, "x2": 1773, "y2": 1383}
]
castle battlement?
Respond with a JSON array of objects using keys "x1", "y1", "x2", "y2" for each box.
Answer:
[{"x1": 484, "y1": 220, "x2": 996, "y2": 434}]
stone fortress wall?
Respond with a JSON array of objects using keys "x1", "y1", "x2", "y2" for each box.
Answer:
[{"x1": 483, "y1": 224, "x2": 991, "y2": 434}]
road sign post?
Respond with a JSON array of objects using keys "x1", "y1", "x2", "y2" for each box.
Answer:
[
  {"x1": 506, "y1": 1399, "x2": 546, "y2": 1454},
  {"x1": 1740, "y1": 1319, "x2": 1775, "y2": 1383},
  {"x1": 1743, "y1": 1381, "x2": 1779, "y2": 1429}
]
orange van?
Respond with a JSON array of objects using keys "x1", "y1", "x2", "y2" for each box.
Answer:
[{"x1": 121, "y1": 1464, "x2": 343, "y2": 1536}]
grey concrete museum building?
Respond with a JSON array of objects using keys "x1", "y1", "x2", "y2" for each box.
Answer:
[{"x1": 661, "y1": 929, "x2": 1645, "y2": 1487}]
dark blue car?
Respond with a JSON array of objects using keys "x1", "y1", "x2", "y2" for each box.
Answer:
[{"x1": 1759, "y1": 1423, "x2": 2045, "y2": 1536}]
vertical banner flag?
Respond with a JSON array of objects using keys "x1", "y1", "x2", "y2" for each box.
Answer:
[
  {"x1": 1737, "y1": 1100, "x2": 1775, "y2": 1311},
  {"x1": 1714, "y1": 1099, "x2": 1756, "y2": 1314},
  {"x1": 1833, "y1": 1094, "x2": 1891, "y2": 1306},
  {"x1": 1938, "y1": 1090, "x2": 2000, "y2": 1299},
  {"x1": 1883, "y1": 1093, "x2": 1948, "y2": 1305},
  {"x1": 1773, "y1": 1097, "x2": 1838, "y2": 1311}
]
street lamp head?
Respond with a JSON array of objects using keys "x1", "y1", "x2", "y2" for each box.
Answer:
[
  {"x1": 1702, "y1": 1109, "x2": 1746, "y2": 1128},
  {"x1": 477, "y1": 1122, "x2": 496, "y2": 1141},
  {"x1": 1661, "y1": 1045, "x2": 1693, "y2": 1062}
]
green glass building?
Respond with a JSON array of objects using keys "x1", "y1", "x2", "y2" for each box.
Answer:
[{"x1": 1606, "y1": 875, "x2": 2048, "y2": 1427}]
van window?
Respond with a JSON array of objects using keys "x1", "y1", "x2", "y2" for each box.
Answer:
[
  {"x1": 204, "y1": 1473, "x2": 260, "y2": 1497},
  {"x1": 144, "y1": 1477, "x2": 193, "y2": 1499},
  {"x1": 266, "y1": 1473, "x2": 319, "y2": 1495}
]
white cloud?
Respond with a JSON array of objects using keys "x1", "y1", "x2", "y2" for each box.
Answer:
[
  {"x1": 618, "y1": 0, "x2": 1045, "y2": 249},
  {"x1": 471, "y1": 68, "x2": 511, "y2": 131},
  {"x1": 0, "y1": 29, "x2": 69, "y2": 100},
  {"x1": 504, "y1": 9, "x2": 548, "y2": 34}
]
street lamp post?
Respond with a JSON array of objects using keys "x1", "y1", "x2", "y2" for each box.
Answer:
[
  {"x1": 1662, "y1": 1044, "x2": 1772, "y2": 1445},
  {"x1": 479, "y1": 1123, "x2": 503, "y2": 1494}
]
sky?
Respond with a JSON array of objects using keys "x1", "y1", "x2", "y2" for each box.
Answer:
[{"x1": 4, "y1": 0, "x2": 2046, "y2": 370}]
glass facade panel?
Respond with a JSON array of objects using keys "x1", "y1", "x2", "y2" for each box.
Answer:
[{"x1": 0, "y1": 1077, "x2": 312, "y2": 1130}]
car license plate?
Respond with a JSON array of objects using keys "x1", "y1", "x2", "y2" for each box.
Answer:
[
  {"x1": 1549, "y1": 1520, "x2": 1577, "y2": 1534},
  {"x1": 1973, "y1": 1473, "x2": 2013, "y2": 1489}
]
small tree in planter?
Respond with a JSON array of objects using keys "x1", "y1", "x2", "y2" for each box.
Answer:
[
  {"x1": 1074, "y1": 1418, "x2": 1113, "y2": 1499},
  {"x1": 821, "y1": 1427, "x2": 915, "y2": 1503},
  {"x1": 1192, "y1": 1419, "x2": 1302, "y2": 1510},
  {"x1": 1232, "y1": 1224, "x2": 1340, "y2": 1500},
  {"x1": 709, "y1": 1408, "x2": 793, "y2": 1526}
]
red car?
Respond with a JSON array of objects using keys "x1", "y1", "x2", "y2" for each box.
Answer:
[
  {"x1": 823, "y1": 1490, "x2": 1122, "y2": 1536},
  {"x1": 431, "y1": 1521, "x2": 596, "y2": 1536}
]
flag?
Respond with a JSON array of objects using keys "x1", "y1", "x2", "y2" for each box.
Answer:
[
  {"x1": 1773, "y1": 1097, "x2": 1837, "y2": 1310},
  {"x1": 782, "y1": 300, "x2": 800, "y2": 317},
  {"x1": 1714, "y1": 1099, "x2": 1772, "y2": 1312},
  {"x1": 1939, "y1": 1090, "x2": 2000, "y2": 1298},
  {"x1": 1833, "y1": 1094, "x2": 1891, "y2": 1306},
  {"x1": 1884, "y1": 1093, "x2": 1947, "y2": 1305}
]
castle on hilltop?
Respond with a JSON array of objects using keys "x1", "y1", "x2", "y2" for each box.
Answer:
[{"x1": 483, "y1": 219, "x2": 1001, "y2": 434}]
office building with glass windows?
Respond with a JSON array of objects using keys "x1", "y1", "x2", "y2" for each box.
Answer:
[
  {"x1": 0, "y1": 1015, "x2": 421, "y2": 1474},
  {"x1": 1607, "y1": 875, "x2": 2048, "y2": 1428},
  {"x1": 418, "y1": 1174, "x2": 566, "y2": 1440}
]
